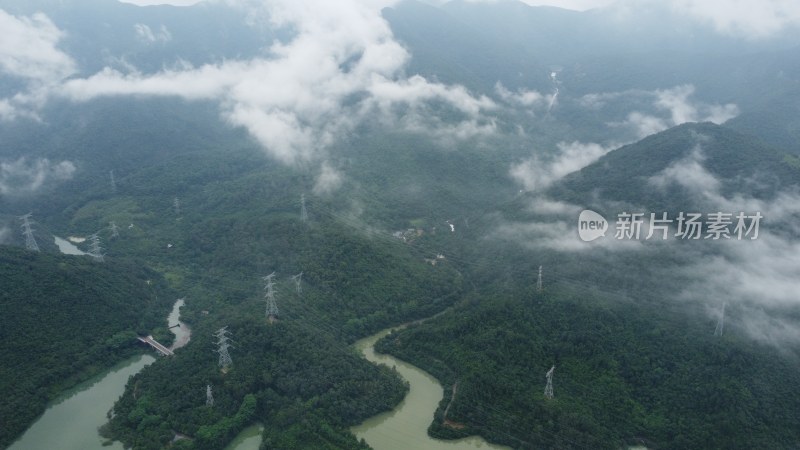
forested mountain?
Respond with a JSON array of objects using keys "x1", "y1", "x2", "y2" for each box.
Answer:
[
  {"x1": 0, "y1": 246, "x2": 174, "y2": 448},
  {"x1": 1, "y1": 0, "x2": 800, "y2": 449},
  {"x1": 378, "y1": 292, "x2": 800, "y2": 449},
  {"x1": 551, "y1": 122, "x2": 800, "y2": 211}
]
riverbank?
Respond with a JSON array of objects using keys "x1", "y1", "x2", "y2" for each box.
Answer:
[
  {"x1": 9, "y1": 355, "x2": 155, "y2": 450},
  {"x1": 351, "y1": 327, "x2": 510, "y2": 450},
  {"x1": 9, "y1": 298, "x2": 190, "y2": 450}
]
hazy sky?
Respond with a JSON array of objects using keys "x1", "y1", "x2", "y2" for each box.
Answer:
[
  {"x1": 119, "y1": 0, "x2": 202, "y2": 5},
  {"x1": 118, "y1": 0, "x2": 612, "y2": 9}
]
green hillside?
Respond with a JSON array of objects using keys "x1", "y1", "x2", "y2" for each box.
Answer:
[
  {"x1": 551, "y1": 122, "x2": 800, "y2": 211},
  {"x1": 378, "y1": 290, "x2": 800, "y2": 449},
  {"x1": 0, "y1": 246, "x2": 174, "y2": 448}
]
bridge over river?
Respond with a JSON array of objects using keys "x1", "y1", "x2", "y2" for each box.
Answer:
[{"x1": 136, "y1": 336, "x2": 174, "y2": 356}]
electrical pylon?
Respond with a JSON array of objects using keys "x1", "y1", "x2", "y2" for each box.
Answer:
[
  {"x1": 714, "y1": 302, "x2": 727, "y2": 337},
  {"x1": 300, "y1": 194, "x2": 308, "y2": 223},
  {"x1": 291, "y1": 272, "x2": 303, "y2": 295},
  {"x1": 109, "y1": 221, "x2": 120, "y2": 238},
  {"x1": 88, "y1": 233, "x2": 104, "y2": 262},
  {"x1": 173, "y1": 197, "x2": 181, "y2": 216},
  {"x1": 544, "y1": 366, "x2": 555, "y2": 399},
  {"x1": 263, "y1": 273, "x2": 279, "y2": 322},
  {"x1": 213, "y1": 327, "x2": 233, "y2": 369},
  {"x1": 206, "y1": 384, "x2": 214, "y2": 406},
  {"x1": 110, "y1": 170, "x2": 117, "y2": 193},
  {"x1": 536, "y1": 266, "x2": 543, "y2": 293},
  {"x1": 19, "y1": 213, "x2": 40, "y2": 252}
]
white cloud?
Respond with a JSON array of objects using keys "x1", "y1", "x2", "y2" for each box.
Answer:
[
  {"x1": 0, "y1": 158, "x2": 76, "y2": 197},
  {"x1": 527, "y1": 198, "x2": 583, "y2": 216},
  {"x1": 312, "y1": 163, "x2": 344, "y2": 195},
  {"x1": 669, "y1": 0, "x2": 800, "y2": 38},
  {"x1": 134, "y1": 23, "x2": 172, "y2": 43},
  {"x1": 510, "y1": 141, "x2": 615, "y2": 192},
  {"x1": 494, "y1": 82, "x2": 550, "y2": 109},
  {"x1": 493, "y1": 217, "x2": 643, "y2": 252},
  {"x1": 640, "y1": 135, "x2": 800, "y2": 345},
  {"x1": 604, "y1": 85, "x2": 739, "y2": 139},
  {"x1": 0, "y1": 9, "x2": 77, "y2": 120},
  {"x1": 523, "y1": 0, "x2": 800, "y2": 38},
  {"x1": 648, "y1": 145, "x2": 721, "y2": 196},
  {"x1": 55, "y1": 0, "x2": 495, "y2": 177},
  {"x1": 0, "y1": 10, "x2": 76, "y2": 83}
]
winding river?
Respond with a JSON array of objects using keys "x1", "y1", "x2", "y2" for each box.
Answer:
[
  {"x1": 9, "y1": 355, "x2": 155, "y2": 450},
  {"x1": 9, "y1": 298, "x2": 190, "y2": 450},
  {"x1": 352, "y1": 327, "x2": 511, "y2": 450},
  {"x1": 11, "y1": 249, "x2": 503, "y2": 450}
]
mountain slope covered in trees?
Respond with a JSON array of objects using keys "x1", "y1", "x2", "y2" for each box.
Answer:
[{"x1": 0, "y1": 246, "x2": 174, "y2": 448}]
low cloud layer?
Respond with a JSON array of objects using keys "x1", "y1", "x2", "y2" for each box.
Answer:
[
  {"x1": 37, "y1": 0, "x2": 495, "y2": 191},
  {"x1": 596, "y1": 85, "x2": 739, "y2": 140},
  {"x1": 648, "y1": 145, "x2": 721, "y2": 196},
  {"x1": 495, "y1": 82, "x2": 551, "y2": 110},
  {"x1": 500, "y1": 130, "x2": 800, "y2": 347},
  {"x1": 0, "y1": 158, "x2": 76, "y2": 197},
  {"x1": 312, "y1": 163, "x2": 344, "y2": 195},
  {"x1": 510, "y1": 141, "x2": 616, "y2": 192},
  {"x1": 1, "y1": 1, "x2": 497, "y2": 193},
  {"x1": 134, "y1": 23, "x2": 172, "y2": 43},
  {"x1": 524, "y1": 0, "x2": 800, "y2": 38},
  {"x1": 669, "y1": 0, "x2": 800, "y2": 38},
  {"x1": 507, "y1": 84, "x2": 738, "y2": 200},
  {"x1": 665, "y1": 155, "x2": 800, "y2": 346},
  {"x1": 0, "y1": 10, "x2": 75, "y2": 83},
  {"x1": 0, "y1": 9, "x2": 76, "y2": 120}
]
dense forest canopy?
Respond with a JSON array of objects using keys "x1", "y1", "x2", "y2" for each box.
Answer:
[{"x1": 1, "y1": 0, "x2": 800, "y2": 449}]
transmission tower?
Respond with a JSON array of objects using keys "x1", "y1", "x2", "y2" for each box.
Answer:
[
  {"x1": 544, "y1": 365, "x2": 555, "y2": 399},
  {"x1": 173, "y1": 197, "x2": 181, "y2": 216},
  {"x1": 88, "y1": 233, "x2": 105, "y2": 262},
  {"x1": 109, "y1": 170, "x2": 117, "y2": 193},
  {"x1": 714, "y1": 302, "x2": 727, "y2": 337},
  {"x1": 300, "y1": 194, "x2": 308, "y2": 223},
  {"x1": 18, "y1": 213, "x2": 40, "y2": 252},
  {"x1": 206, "y1": 384, "x2": 214, "y2": 406},
  {"x1": 213, "y1": 327, "x2": 233, "y2": 369},
  {"x1": 536, "y1": 266, "x2": 543, "y2": 293},
  {"x1": 109, "y1": 221, "x2": 120, "y2": 238},
  {"x1": 263, "y1": 272, "x2": 279, "y2": 322},
  {"x1": 291, "y1": 272, "x2": 303, "y2": 295}
]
